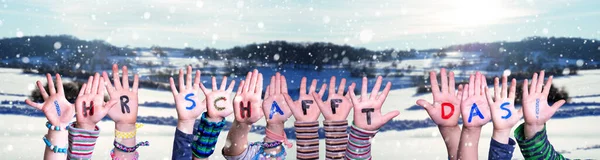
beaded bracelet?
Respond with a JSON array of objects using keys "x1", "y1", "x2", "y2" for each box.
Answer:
[
  {"x1": 114, "y1": 123, "x2": 143, "y2": 139},
  {"x1": 113, "y1": 140, "x2": 149, "y2": 153},
  {"x1": 46, "y1": 121, "x2": 65, "y2": 131},
  {"x1": 43, "y1": 135, "x2": 68, "y2": 153},
  {"x1": 262, "y1": 141, "x2": 283, "y2": 149},
  {"x1": 110, "y1": 148, "x2": 139, "y2": 160},
  {"x1": 257, "y1": 142, "x2": 286, "y2": 160}
]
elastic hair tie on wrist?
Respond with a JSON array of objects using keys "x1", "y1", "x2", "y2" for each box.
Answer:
[
  {"x1": 110, "y1": 148, "x2": 139, "y2": 160},
  {"x1": 265, "y1": 128, "x2": 293, "y2": 148},
  {"x1": 262, "y1": 141, "x2": 283, "y2": 149},
  {"x1": 113, "y1": 140, "x2": 149, "y2": 153},
  {"x1": 43, "y1": 135, "x2": 67, "y2": 153}
]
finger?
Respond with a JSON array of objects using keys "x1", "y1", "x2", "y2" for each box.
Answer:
[
  {"x1": 536, "y1": 70, "x2": 545, "y2": 94},
  {"x1": 265, "y1": 85, "x2": 271, "y2": 98},
  {"x1": 91, "y1": 73, "x2": 100, "y2": 94},
  {"x1": 370, "y1": 76, "x2": 382, "y2": 99},
  {"x1": 221, "y1": 76, "x2": 228, "y2": 90},
  {"x1": 226, "y1": 80, "x2": 235, "y2": 93},
  {"x1": 46, "y1": 73, "x2": 56, "y2": 95},
  {"x1": 338, "y1": 78, "x2": 347, "y2": 95},
  {"x1": 194, "y1": 70, "x2": 201, "y2": 90},
  {"x1": 501, "y1": 76, "x2": 508, "y2": 99},
  {"x1": 485, "y1": 87, "x2": 494, "y2": 105},
  {"x1": 98, "y1": 78, "x2": 106, "y2": 95},
  {"x1": 530, "y1": 73, "x2": 538, "y2": 94},
  {"x1": 377, "y1": 82, "x2": 392, "y2": 102},
  {"x1": 243, "y1": 71, "x2": 252, "y2": 92},
  {"x1": 36, "y1": 81, "x2": 49, "y2": 99},
  {"x1": 178, "y1": 69, "x2": 185, "y2": 91},
  {"x1": 132, "y1": 74, "x2": 139, "y2": 92},
  {"x1": 186, "y1": 66, "x2": 192, "y2": 90},
  {"x1": 463, "y1": 84, "x2": 470, "y2": 100},
  {"x1": 468, "y1": 74, "x2": 475, "y2": 96},
  {"x1": 300, "y1": 77, "x2": 308, "y2": 94},
  {"x1": 309, "y1": 79, "x2": 317, "y2": 93},
  {"x1": 449, "y1": 71, "x2": 456, "y2": 94},
  {"x1": 212, "y1": 76, "x2": 217, "y2": 91},
  {"x1": 456, "y1": 84, "x2": 464, "y2": 99},
  {"x1": 416, "y1": 99, "x2": 433, "y2": 111},
  {"x1": 430, "y1": 71, "x2": 441, "y2": 95},
  {"x1": 169, "y1": 77, "x2": 179, "y2": 95},
  {"x1": 329, "y1": 76, "x2": 336, "y2": 96},
  {"x1": 283, "y1": 94, "x2": 295, "y2": 108},
  {"x1": 55, "y1": 73, "x2": 65, "y2": 94},
  {"x1": 349, "y1": 84, "x2": 359, "y2": 104},
  {"x1": 474, "y1": 72, "x2": 481, "y2": 95},
  {"x1": 440, "y1": 68, "x2": 449, "y2": 94},
  {"x1": 311, "y1": 92, "x2": 326, "y2": 109},
  {"x1": 248, "y1": 70, "x2": 258, "y2": 93},
  {"x1": 112, "y1": 64, "x2": 122, "y2": 90},
  {"x1": 104, "y1": 100, "x2": 118, "y2": 110},
  {"x1": 523, "y1": 79, "x2": 529, "y2": 97},
  {"x1": 481, "y1": 75, "x2": 488, "y2": 96},
  {"x1": 85, "y1": 76, "x2": 93, "y2": 94},
  {"x1": 102, "y1": 71, "x2": 115, "y2": 93},
  {"x1": 542, "y1": 76, "x2": 553, "y2": 96},
  {"x1": 199, "y1": 83, "x2": 209, "y2": 95},
  {"x1": 361, "y1": 77, "x2": 368, "y2": 101},
  {"x1": 236, "y1": 80, "x2": 245, "y2": 95},
  {"x1": 318, "y1": 83, "x2": 327, "y2": 98},
  {"x1": 122, "y1": 66, "x2": 130, "y2": 90},
  {"x1": 25, "y1": 99, "x2": 42, "y2": 110},
  {"x1": 509, "y1": 78, "x2": 517, "y2": 99},
  {"x1": 275, "y1": 72, "x2": 281, "y2": 94},
  {"x1": 549, "y1": 99, "x2": 566, "y2": 114},
  {"x1": 281, "y1": 75, "x2": 289, "y2": 94},
  {"x1": 493, "y1": 77, "x2": 500, "y2": 101},
  {"x1": 256, "y1": 73, "x2": 264, "y2": 94},
  {"x1": 78, "y1": 83, "x2": 87, "y2": 97},
  {"x1": 382, "y1": 110, "x2": 400, "y2": 124},
  {"x1": 269, "y1": 76, "x2": 275, "y2": 95}
]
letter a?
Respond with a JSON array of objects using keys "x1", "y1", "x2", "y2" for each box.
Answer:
[{"x1": 468, "y1": 103, "x2": 484, "y2": 123}]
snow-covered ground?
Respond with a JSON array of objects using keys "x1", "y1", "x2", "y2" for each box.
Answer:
[{"x1": 1, "y1": 67, "x2": 600, "y2": 159}]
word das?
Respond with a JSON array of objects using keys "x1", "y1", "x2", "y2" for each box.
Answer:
[
  {"x1": 468, "y1": 103, "x2": 484, "y2": 123},
  {"x1": 301, "y1": 100, "x2": 313, "y2": 115},
  {"x1": 269, "y1": 101, "x2": 284, "y2": 119},
  {"x1": 214, "y1": 97, "x2": 227, "y2": 111},
  {"x1": 120, "y1": 96, "x2": 130, "y2": 114},
  {"x1": 361, "y1": 108, "x2": 374, "y2": 125},
  {"x1": 500, "y1": 102, "x2": 511, "y2": 119},
  {"x1": 330, "y1": 99, "x2": 342, "y2": 114},
  {"x1": 535, "y1": 99, "x2": 540, "y2": 119},
  {"x1": 82, "y1": 101, "x2": 94, "y2": 117},
  {"x1": 240, "y1": 101, "x2": 251, "y2": 118},
  {"x1": 184, "y1": 93, "x2": 196, "y2": 110},
  {"x1": 441, "y1": 102, "x2": 454, "y2": 119},
  {"x1": 54, "y1": 100, "x2": 61, "y2": 116}
]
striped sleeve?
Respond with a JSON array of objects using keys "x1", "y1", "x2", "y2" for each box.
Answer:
[
  {"x1": 514, "y1": 123, "x2": 566, "y2": 160},
  {"x1": 295, "y1": 121, "x2": 320, "y2": 160},
  {"x1": 344, "y1": 124, "x2": 377, "y2": 160},
  {"x1": 67, "y1": 123, "x2": 100, "y2": 160},
  {"x1": 324, "y1": 120, "x2": 348, "y2": 160}
]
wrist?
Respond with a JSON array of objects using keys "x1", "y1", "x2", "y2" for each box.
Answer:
[
  {"x1": 177, "y1": 119, "x2": 196, "y2": 134},
  {"x1": 524, "y1": 124, "x2": 544, "y2": 139},
  {"x1": 115, "y1": 123, "x2": 136, "y2": 132},
  {"x1": 462, "y1": 126, "x2": 482, "y2": 133},
  {"x1": 206, "y1": 114, "x2": 224, "y2": 122},
  {"x1": 75, "y1": 122, "x2": 97, "y2": 130},
  {"x1": 492, "y1": 128, "x2": 511, "y2": 144},
  {"x1": 265, "y1": 122, "x2": 285, "y2": 142}
]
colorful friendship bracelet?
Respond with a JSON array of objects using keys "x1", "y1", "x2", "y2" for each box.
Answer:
[
  {"x1": 113, "y1": 140, "x2": 150, "y2": 153},
  {"x1": 67, "y1": 122, "x2": 100, "y2": 160},
  {"x1": 345, "y1": 124, "x2": 378, "y2": 160},
  {"x1": 191, "y1": 112, "x2": 226, "y2": 158},
  {"x1": 295, "y1": 121, "x2": 320, "y2": 160},
  {"x1": 110, "y1": 148, "x2": 139, "y2": 160},
  {"x1": 43, "y1": 135, "x2": 68, "y2": 153},
  {"x1": 257, "y1": 142, "x2": 287, "y2": 160},
  {"x1": 323, "y1": 120, "x2": 348, "y2": 160},
  {"x1": 46, "y1": 121, "x2": 65, "y2": 131},
  {"x1": 114, "y1": 123, "x2": 143, "y2": 139},
  {"x1": 265, "y1": 128, "x2": 293, "y2": 148},
  {"x1": 262, "y1": 141, "x2": 283, "y2": 149}
]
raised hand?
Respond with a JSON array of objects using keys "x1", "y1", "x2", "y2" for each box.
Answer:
[
  {"x1": 417, "y1": 68, "x2": 463, "y2": 127},
  {"x1": 522, "y1": 70, "x2": 565, "y2": 138},
  {"x1": 486, "y1": 76, "x2": 523, "y2": 143},
  {"x1": 460, "y1": 72, "x2": 491, "y2": 128},
  {"x1": 262, "y1": 73, "x2": 292, "y2": 123},
  {"x1": 284, "y1": 77, "x2": 325, "y2": 122},
  {"x1": 312, "y1": 76, "x2": 354, "y2": 121},
  {"x1": 232, "y1": 69, "x2": 264, "y2": 124},
  {"x1": 170, "y1": 66, "x2": 205, "y2": 124},
  {"x1": 102, "y1": 64, "x2": 139, "y2": 125},
  {"x1": 349, "y1": 76, "x2": 399, "y2": 131},
  {"x1": 25, "y1": 73, "x2": 75, "y2": 127},
  {"x1": 74, "y1": 73, "x2": 116, "y2": 129},
  {"x1": 201, "y1": 75, "x2": 235, "y2": 122}
]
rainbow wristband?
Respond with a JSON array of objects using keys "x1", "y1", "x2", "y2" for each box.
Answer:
[
  {"x1": 43, "y1": 135, "x2": 68, "y2": 153},
  {"x1": 191, "y1": 112, "x2": 226, "y2": 158},
  {"x1": 67, "y1": 123, "x2": 100, "y2": 160},
  {"x1": 345, "y1": 124, "x2": 378, "y2": 160}
]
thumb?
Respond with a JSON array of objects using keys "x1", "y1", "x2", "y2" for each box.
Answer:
[
  {"x1": 416, "y1": 99, "x2": 433, "y2": 111},
  {"x1": 381, "y1": 110, "x2": 400, "y2": 124},
  {"x1": 105, "y1": 100, "x2": 118, "y2": 111},
  {"x1": 549, "y1": 99, "x2": 566, "y2": 115},
  {"x1": 311, "y1": 92, "x2": 327, "y2": 110}
]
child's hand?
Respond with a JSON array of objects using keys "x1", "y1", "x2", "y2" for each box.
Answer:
[
  {"x1": 201, "y1": 76, "x2": 235, "y2": 122},
  {"x1": 284, "y1": 77, "x2": 324, "y2": 122},
  {"x1": 262, "y1": 73, "x2": 292, "y2": 123},
  {"x1": 102, "y1": 64, "x2": 139, "y2": 125},
  {"x1": 486, "y1": 76, "x2": 523, "y2": 141},
  {"x1": 460, "y1": 72, "x2": 491, "y2": 128},
  {"x1": 349, "y1": 76, "x2": 399, "y2": 131},
  {"x1": 312, "y1": 76, "x2": 354, "y2": 121},
  {"x1": 417, "y1": 68, "x2": 463, "y2": 127},
  {"x1": 522, "y1": 70, "x2": 565, "y2": 138},
  {"x1": 232, "y1": 69, "x2": 264, "y2": 125},
  {"x1": 25, "y1": 73, "x2": 75, "y2": 127},
  {"x1": 74, "y1": 73, "x2": 115, "y2": 129},
  {"x1": 169, "y1": 66, "x2": 205, "y2": 123}
]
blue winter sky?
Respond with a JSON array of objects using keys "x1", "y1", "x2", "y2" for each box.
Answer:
[{"x1": 0, "y1": 0, "x2": 599, "y2": 50}]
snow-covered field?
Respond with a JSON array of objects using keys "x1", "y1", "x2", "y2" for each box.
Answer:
[{"x1": 1, "y1": 67, "x2": 600, "y2": 159}]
